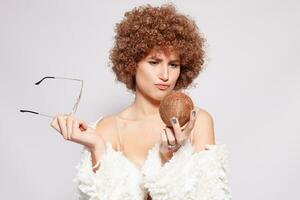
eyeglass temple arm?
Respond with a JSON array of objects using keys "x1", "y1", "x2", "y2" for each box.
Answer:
[
  {"x1": 35, "y1": 76, "x2": 83, "y2": 85},
  {"x1": 35, "y1": 76, "x2": 83, "y2": 115},
  {"x1": 20, "y1": 76, "x2": 83, "y2": 118},
  {"x1": 20, "y1": 109, "x2": 54, "y2": 118}
]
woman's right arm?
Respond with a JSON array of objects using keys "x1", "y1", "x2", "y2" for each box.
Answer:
[
  {"x1": 50, "y1": 114, "x2": 121, "y2": 199},
  {"x1": 71, "y1": 116, "x2": 132, "y2": 199},
  {"x1": 90, "y1": 146, "x2": 104, "y2": 172},
  {"x1": 50, "y1": 114, "x2": 113, "y2": 173}
]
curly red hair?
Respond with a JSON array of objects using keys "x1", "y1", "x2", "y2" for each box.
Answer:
[{"x1": 109, "y1": 3, "x2": 206, "y2": 92}]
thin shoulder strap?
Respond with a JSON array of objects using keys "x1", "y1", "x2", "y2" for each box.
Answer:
[
  {"x1": 189, "y1": 109, "x2": 199, "y2": 144},
  {"x1": 189, "y1": 128, "x2": 195, "y2": 144},
  {"x1": 95, "y1": 116, "x2": 104, "y2": 124},
  {"x1": 88, "y1": 116, "x2": 104, "y2": 129},
  {"x1": 114, "y1": 116, "x2": 123, "y2": 151}
]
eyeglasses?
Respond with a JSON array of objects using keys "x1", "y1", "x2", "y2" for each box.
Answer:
[{"x1": 20, "y1": 76, "x2": 83, "y2": 119}]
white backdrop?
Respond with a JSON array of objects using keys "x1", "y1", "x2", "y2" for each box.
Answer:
[{"x1": 0, "y1": 0, "x2": 299, "y2": 199}]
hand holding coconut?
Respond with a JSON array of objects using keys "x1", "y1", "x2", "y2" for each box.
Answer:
[{"x1": 159, "y1": 91, "x2": 197, "y2": 160}]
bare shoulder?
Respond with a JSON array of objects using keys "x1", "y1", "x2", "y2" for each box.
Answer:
[
  {"x1": 95, "y1": 115, "x2": 119, "y2": 150},
  {"x1": 191, "y1": 106, "x2": 216, "y2": 151},
  {"x1": 194, "y1": 106, "x2": 214, "y2": 122}
]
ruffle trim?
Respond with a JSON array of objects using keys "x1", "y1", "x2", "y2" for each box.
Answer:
[
  {"x1": 143, "y1": 141, "x2": 233, "y2": 200},
  {"x1": 73, "y1": 142, "x2": 146, "y2": 200}
]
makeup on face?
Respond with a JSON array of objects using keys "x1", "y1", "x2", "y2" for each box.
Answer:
[
  {"x1": 155, "y1": 84, "x2": 170, "y2": 90},
  {"x1": 144, "y1": 51, "x2": 180, "y2": 91},
  {"x1": 135, "y1": 49, "x2": 181, "y2": 101}
]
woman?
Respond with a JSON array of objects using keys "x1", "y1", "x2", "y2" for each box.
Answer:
[{"x1": 51, "y1": 3, "x2": 232, "y2": 200}]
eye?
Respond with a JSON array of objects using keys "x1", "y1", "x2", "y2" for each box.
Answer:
[
  {"x1": 148, "y1": 61, "x2": 159, "y2": 65},
  {"x1": 170, "y1": 63, "x2": 179, "y2": 68}
]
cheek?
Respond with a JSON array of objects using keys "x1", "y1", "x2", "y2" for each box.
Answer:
[
  {"x1": 135, "y1": 67, "x2": 154, "y2": 87},
  {"x1": 171, "y1": 70, "x2": 181, "y2": 83}
]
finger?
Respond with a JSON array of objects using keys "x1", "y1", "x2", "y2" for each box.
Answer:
[
  {"x1": 50, "y1": 116, "x2": 61, "y2": 133},
  {"x1": 169, "y1": 117, "x2": 185, "y2": 143},
  {"x1": 181, "y1": 122, "x2": 189, "y2": 131},
  {"x1": 79, "y1": 122, "x2": 88, "y2": 131},
  {"x1": 72, "y1": 120, "x2": 80, "y2": 140},
  {"x1": 57, "y1": 115, "x2": 68, "y2": 140},
  {"x1": 183, "y1": 109, "x2": 197, "y2": 136},
  {"x1": 165, "y1": 128, "x2": 181, "y2": 151},
  {"x1": 71, "y1": 116, "x2": 88, "y2": 131},
  {"x1": 78, "y1": 121, "x2": 88, "y2": 131},
  {"x1": 165, "y1": 128, "x2": 176, "y2": 146},
  {"x1": 66, "y1": 116, "x2": 73, "y2": 140},
  {"x1": 160, "y1": 129, "x2": 168, "y2": 145}
]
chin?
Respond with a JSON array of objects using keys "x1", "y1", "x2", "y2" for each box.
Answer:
[{"x1": 154, "y1": 90, "x2": 173, "y2": 101}]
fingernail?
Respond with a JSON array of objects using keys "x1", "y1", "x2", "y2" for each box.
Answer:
[
  {"x1": 171, "y1": 117, "x2": 177, "y2": 124},
  {"x1": 192, "y1": 110, "x2": 196, "y2": 117}
]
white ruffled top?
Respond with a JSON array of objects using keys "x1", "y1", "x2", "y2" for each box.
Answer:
[{"x1": 73, "y1": 116, "x2": 232, "y2": 200}]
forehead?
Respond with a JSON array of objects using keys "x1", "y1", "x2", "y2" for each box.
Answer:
[{"x1": 146, "y1": 48, "x2": 180, "y2": 60}]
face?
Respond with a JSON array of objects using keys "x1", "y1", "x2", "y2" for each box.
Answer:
[{"x1": 135, "y1": 48, "x2": 181, "y2": 102}]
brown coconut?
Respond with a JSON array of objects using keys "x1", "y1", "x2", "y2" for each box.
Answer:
[{"x1": 159, "y1": 91, "x2": 194, "y2": 128}]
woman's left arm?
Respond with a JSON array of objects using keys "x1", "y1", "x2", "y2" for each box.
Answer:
[
  {"x1": 159, "y1": 107, "x2": 216, "y2": 158},
  {"x1": 186, "y1": 109, "x2": 233, "y2": 198},
  {"x1": 191, "y1": 108, "x2": 216, "y2": 152},
  {"x1": 145, "y1": 108, "x2": 233, "y2": 200}
]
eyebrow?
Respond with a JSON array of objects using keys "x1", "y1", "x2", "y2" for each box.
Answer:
[{"x1": 148, "y1": 56, "x2": 180, "y2": 62}]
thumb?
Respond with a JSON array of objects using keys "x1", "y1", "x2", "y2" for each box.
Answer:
[{"x1": 78, "y1": 121, "x2": 88, "y2": 131}]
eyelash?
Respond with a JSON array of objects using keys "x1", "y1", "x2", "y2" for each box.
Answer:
[{"x1": 148, "y1": 61, "x2": 179, "y2": 68}]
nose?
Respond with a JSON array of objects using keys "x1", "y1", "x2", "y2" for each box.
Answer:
[{"x1": 159, "y1": 64, "x2": 169, "y2": 81}]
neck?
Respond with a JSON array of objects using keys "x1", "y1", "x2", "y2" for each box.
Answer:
[{"x1": 130, "y1": 86, "x2": 161, "y2": 120}]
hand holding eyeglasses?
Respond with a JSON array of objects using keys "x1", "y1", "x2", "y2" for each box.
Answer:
[
  {"x1": 50, "y1": 114, "x2": 106, "y2": 152},
  {"x1": 20, "y1": 76, "x2": 106, "y2": 152}
]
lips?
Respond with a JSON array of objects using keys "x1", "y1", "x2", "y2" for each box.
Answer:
[{"x1": 155, "y1": 84, "x2": 170, "y2": 90}]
